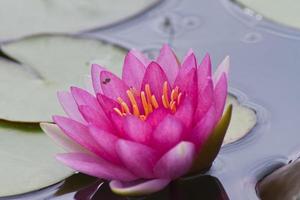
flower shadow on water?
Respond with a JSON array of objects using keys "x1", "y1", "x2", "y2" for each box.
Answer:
[{"x1": 72, "y1": 174, "x2": 228, "y2": 200}]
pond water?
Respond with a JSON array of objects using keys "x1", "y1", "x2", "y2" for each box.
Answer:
[
  {"x1": 1, "y1": 173, "x2": 228, "y2": 200},
  {"x1": 1, "y1": 0, "x2": 300, "y2": 199}
]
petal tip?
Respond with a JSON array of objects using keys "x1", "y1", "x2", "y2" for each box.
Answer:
[{"x1": 109, "y1": 179, "x2": 170, "y2": 196}]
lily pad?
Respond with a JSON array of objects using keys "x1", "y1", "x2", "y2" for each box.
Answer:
[
  {"x1": 0, "y1": 34, "x2": 126, "y2": 123},
  {"x1": 235, "y1": 0, "x2": 300, "y2": 30},
  {"x1": 0, "y1": 120, "x2": 73, "y2": 197},
  {"x1": 259, "y1": 159, "x2": 300, "y2": 200},
  {"x1": 223, "y1": 95, "x2": 257, "y2": 144},
  {"x1": 0, "y1": 0, "x2": 160, "y2": 41}
]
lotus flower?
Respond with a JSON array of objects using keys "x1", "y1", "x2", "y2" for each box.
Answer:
[{"x1": 41, "y1": 44, "x2": 232, "y2": 196}]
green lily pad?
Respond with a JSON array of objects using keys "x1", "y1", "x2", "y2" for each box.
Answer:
[
  {"x1": 235, "y1": 0, "x2": 300, "y2": 30},
  {"x1": 223, "y1": 95, "x2": 257, "y2": 144},
  {"x1": 0, "y1": 34, "x2": 126, "y2": 123},
  {"x1": 0, "y1": 120, "x2": 73, "y2": 197},
  {"x1": 0, "y1": 0, "x2": 160, "y2": 41}
]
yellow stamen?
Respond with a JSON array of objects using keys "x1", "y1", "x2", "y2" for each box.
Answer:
[
  {"x1": 148, "y1": 102, "x2": 153, "y2": 112},
  {"x1": 163, "y1": 81, "x2": 170, "y2": 108},
  {"x1": 132, "y1": 105, "x2": 140, "y2": 116},
  {"x1": 113, "y1": 108, "x2": 123, "y2": 116},
  {"x1": 141, "y1": 91, "x2": 149, "y2": 116},
  {"x1": 114, "y1": 83, "x2": 182, "y2": 120},
  {"x1": 151, "y1": 95, "x2": 159, "y2": 109},
  {"x1": 145, "y1": 84, "x2": 153, "y2": 112},
  {"x1": 177, "y1": 93, "x2": 182, "y2": 105},
  {"x1": 170, "y1": 101, "x2": 176, "y2": 113},
  {"x1": 117, "y1": 97, "x2": 130, "y2": 114},
  {"x1": 162, "y1": 95, "x2": 169, "y2": 108},
  {"x1": 171, "y1": 86, "x2": 179, "y2": 101},
  {"x1": 120, "y1": 105, "x2": 125, "y2": 113},
  {"x1": 163, "y1": 82, "x2": 169, "y2": 100},
  {"x1": 171, "y1": 90, "x2": 176, "y2": 101},
  {"x1": 121, "y1": 102, "x2": 130, "y2": 114},
  {"x1": 127, "y1": 90, "x2": 140, "y2": 116},
  {"x1": 145, "y1": 84, "x2": 152, "y2": 101},
  {"x1": 130, "y1": 87, "x2": 137, "y2": 96}
]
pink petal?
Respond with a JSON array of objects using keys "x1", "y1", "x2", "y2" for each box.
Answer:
[
  {"x1": 57, "y1": 153, "x2": 137, "y2": 181},
  {"x1": 156, "y1": 44, "x2": 180, "y2": 84},
  {"x1": 78, "y1": 105, "x2": 114, "y2": 133},
  {"x1": 141, "y1": 62, "x2": 170, "y2": 105},
  {"x1": 109, "y1": 179, "x2": 170, "y2": 196},
  {"x1": 131, "y1": 49, "x2": 150, "y2": 66},
  {"x1": 196, "y1": 54, "x2": 213, "y2": 104},
  {"x1": 122, "y1": 51, "x2": 146, "y2": 91},
  {"x1": 181, "y1": 49, "x2": 197, "y2": 71},
  {"x1": 123, "y1": 115, "x2": 152, "y2": 144},
  {"x1": 174, "y1": 50, "x2": 197, "y2": 88},
  {"x1": 40, "y1": 123, "x2": 86, "y2": 153},
  {"x1": 116, "y1": 139, "x2": 159, "y2": 179},
  {"x1": 151, "y1": 115, "x2": 184, "y2": 153},
  {"x1": 194, "y1": 78, "x2": 214, "y2": 123},
  {"x1": 146, "y1": 108, "x2": 169, "y2": 127},
  {"x1": 70, "y1": 87, "x2": 102, "y2": 112},
  {"x1": 187, "y1": 106, "x2": 217, "y2": 150},
  {"x1": 53, "y1": 116, "x2": 100, "y2": 156},
  {"x1": 174, "y1": 68, "x2": 198, "y2": 107},
  {"x1": 57, "y1": 91, "x2": 86, "y2": 124},
  {"x1": 100, "y1": 71, "x2": 130, "y2": 105},
  {"x1": 109, "y1": 111, "x2": 124, "y2": 134},
  {"x1": 195, "y1": 54, "x2": 213, "y2": 122},
  {"x1": 174, "y1": 96, "x2": 194, "y2": 129},
  {"x1": 153, "y1": 141, "x2": 196, "y2": 179},
  {"x1": 197, "y1": 54, "x2": 212, "y2": 91},
  {"x1": 91, "y1": 64, "x2": 106, "y2": 94},
  {"x1": 214, "y1": 74, "x2": 228, "y2": 120},
  {"x1": 97, "y1": 93, "x2": 119, "y2": 114},
  {"x1": 213, "y1": 56, "x2": 230, "y2": 85},
  {"x1": 88, "y1": 125, "x2": 121, "y2": 164}
]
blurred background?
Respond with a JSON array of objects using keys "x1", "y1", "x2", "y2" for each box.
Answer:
[{"x1": 0, "y1": 0, "x2": 299, "y2": 199}]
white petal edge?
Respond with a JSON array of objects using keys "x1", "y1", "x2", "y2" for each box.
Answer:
[
  {"x1": 40, "y1": 122, "x2": 86, "y2": 153},
  {"x1": 213, "y1": 56, "x2": 230, "y2": 85},
  {"x1": 109, "y1": 179, "x2": 170, "y2": 196},
  {"x1": 153, "y1": 141, "x2": 196, "y2": 179}
]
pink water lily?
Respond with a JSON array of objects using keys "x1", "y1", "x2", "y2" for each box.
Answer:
[{"x1": 41, "y1": 44, "x2": 232, "y2": 196}]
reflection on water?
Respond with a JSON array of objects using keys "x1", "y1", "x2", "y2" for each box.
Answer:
[
  {"x1": 66, "y1": 174, "x2": 228, "y2": 200},
  {"x1": 6, "y1": 174, "x2": 228, "y2": 200}
]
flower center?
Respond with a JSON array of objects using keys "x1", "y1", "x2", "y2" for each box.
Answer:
[{"x1": 113, "y1": 81, "x2": 182, "y2": 120}]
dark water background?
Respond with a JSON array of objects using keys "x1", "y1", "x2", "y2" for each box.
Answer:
[
  {"x1": 0, "y1": 173, "x2": 229, "y2": 200},
  {"x1": 2, "y1": 0, "x2": 300, "y2": 199}
]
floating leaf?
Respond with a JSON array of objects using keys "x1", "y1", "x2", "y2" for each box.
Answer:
[
  {"x1": 0, "y1": 35, "x2": 126, "y2": 122},
  {"x1": 223, "y1": 95, "x2": 257, "y2": 144},
  {"x1": 0, "y1": 121, "x2": 73, "y2": 197},
  {"x1": 0, "y1": 0, "x2": 160, "y2": 41},
  {"x1": 259, "y1": 160, "x2": 300, "y2": 200},
  {"x1": 235, "y1": 0, "x2": 300, "y2": 29}
]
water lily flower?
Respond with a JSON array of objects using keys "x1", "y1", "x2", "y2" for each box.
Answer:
[{"x1": 41, "y1": 44, "x2": 232, "y2": 196}]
